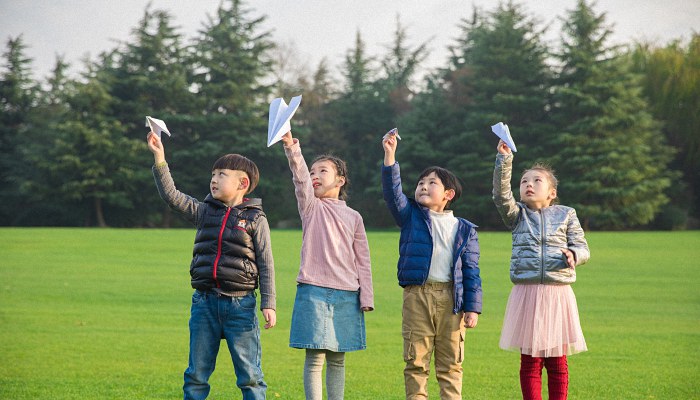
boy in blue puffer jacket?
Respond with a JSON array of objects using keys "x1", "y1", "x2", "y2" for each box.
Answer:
[{"x1": 381, "y1": 130, "x2": 481, "y2": 400}]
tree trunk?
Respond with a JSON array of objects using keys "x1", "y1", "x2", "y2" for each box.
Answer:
[{"x1": 94, "y1": 197, "x2": 107, "y2": 227}]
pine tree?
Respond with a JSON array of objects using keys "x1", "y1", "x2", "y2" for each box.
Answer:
[
  {"x1": 551, "y1": 0, "x2": 677, "y2": 229},
  {"x1": 85, "y1": 7, "x2": 193, "y2": 226},
  {"x1": 37, "y1": 69, "x2": 141, "y2": 227},
  {"x1": 631, "y1": 35, "x2": 700, "y2": 227},
  {"x1": 437, "y1": 3, "x2": 552, "y2": 227},
  {"x1": 0, "y1": 36, "x2": 38, "y2": 225},
  {"x1": 190, "y1": 0, "x2": 285, "y2": 221},
  {"x1": 327, "y1": 31, "x2": 394, "y2": 223},
  {"x1": 379, "y1": 15, "x2": 429, "y2": 116}
]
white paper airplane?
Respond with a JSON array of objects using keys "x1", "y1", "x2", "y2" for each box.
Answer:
[
  {"x1": 383, "y1": 127, "x2": 402, "y2": 140},
  {"x1": 267, "y1": 95, "x2": 302, "y2": 147},
  {"x1": 145, "y1": 116, "x2": 171, "y2": 138},
  {"x1": 491, "y1": 122, "x2": 517, "y2": 152}
]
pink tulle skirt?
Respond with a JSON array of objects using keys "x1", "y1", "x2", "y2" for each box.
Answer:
[{"x1": 499, "y1": 284, "x2": 587, "y2": 357}]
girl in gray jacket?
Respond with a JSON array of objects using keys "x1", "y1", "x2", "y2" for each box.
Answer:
[{"x1": 492, "y1": 139, "x2": 590, "y2": 400}]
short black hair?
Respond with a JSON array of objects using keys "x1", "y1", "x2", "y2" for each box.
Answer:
[
  {"x1": 212, "y1": 154, "x2": 259, "y2": 194},
  {"x1": 417, "y1": 166, "x2": 462, "y2": 209}
]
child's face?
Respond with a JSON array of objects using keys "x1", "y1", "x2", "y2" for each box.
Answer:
[
  {"x1": 414, "y1": 172, "x2": 454, "y2": 213},
  {"x1": 210, "y1": 168, "x2": 249, "y2": 206},
  {"x1": 519, "y1": 170, "x2": 556, "y2": 210},
  {"x1": 310, "y1": 160, "x2": 345, "y2": 199}
]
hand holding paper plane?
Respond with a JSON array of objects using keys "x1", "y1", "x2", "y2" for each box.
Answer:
[
  {"x1": 383, "y1": 127, "x2": 402, "y2": 141},
  {"x1": 146, "y1": 116, "x2": 171, "y2": 138},
  {"x1": 491, "y1": 122, "x2": 517, "y2": 152},
  {"x1": 267, "y1": 95, "x2": 302, "y2": 147}
]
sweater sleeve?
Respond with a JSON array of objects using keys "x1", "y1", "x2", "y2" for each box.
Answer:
[
  {"x1": 253, "y1": 215, "x2": 276, "y2": 310},
  {"x1": 353, "y1": 215, "x2": 374, "y2": 309},
  {"x1": 492, "y1": 153, "x2": 520, "y2": 229},
  {"x1": 284, "y1": 140, "x2": 316, "y2": 218},
  {"x1": 152, "y1": 163, "x2": 200, "y2": 225}
]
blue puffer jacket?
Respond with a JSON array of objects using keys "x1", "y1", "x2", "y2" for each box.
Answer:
[{"x1": 382, "y1": 162, "x2": 482, "y2": 314}]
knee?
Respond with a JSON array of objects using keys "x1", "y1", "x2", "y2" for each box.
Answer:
[
  {"x1": 520, "y1": 354, "x2": 544, "y2": 373},
  {"x1": 326, "y1": 351, "x2": 345, "y2": 368},
  {"x1": 305, "y1": 350, "x2": 325, "y2": 370},
  {"x1": 544, "y1": 356, "x2": 568, "y2": 373}
]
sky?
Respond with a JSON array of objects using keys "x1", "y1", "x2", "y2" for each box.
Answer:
[{"x1": 1, "y1": 0, "x2": 698, "y2": 81}]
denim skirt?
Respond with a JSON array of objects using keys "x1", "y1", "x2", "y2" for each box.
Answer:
[{"x1": 289, "y1": 283, "x2": 366, "y2": 352}]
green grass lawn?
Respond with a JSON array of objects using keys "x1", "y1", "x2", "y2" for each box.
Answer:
[{"x1": 1, "y1": 228, "x2": 698, "y2": 399}]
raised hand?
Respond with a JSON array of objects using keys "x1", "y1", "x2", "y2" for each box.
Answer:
[
  {"x1": 147, "y1": 132, "x2": 166, "y2": 164},
  {"x1": 497, "y1": 139, "x2": 511, "y2": 155},
  {"x1": 281, "y1": 131, "x2": 295, "y2": 147},
  {"x1": 382, "y1": 131, "x2": 399, "y2": 166}
]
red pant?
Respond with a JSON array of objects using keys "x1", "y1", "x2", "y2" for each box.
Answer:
[{"x1": 520, "y1": 354, "x2": 568, "y2": 400}]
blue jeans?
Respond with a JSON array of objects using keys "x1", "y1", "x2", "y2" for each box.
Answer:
[{"x1": 183, "y1": 290, "x2": 266, "y2": 400}]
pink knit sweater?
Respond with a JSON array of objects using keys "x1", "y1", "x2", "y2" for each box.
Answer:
[{"x1": 284, "y1": 140, "x2": 374, "y2": 309}]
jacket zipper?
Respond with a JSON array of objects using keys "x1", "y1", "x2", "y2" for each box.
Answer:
[
  {"x1": 212, "y1": 207, "x2": 232, "y2": 288},
  {"x1": 540, "y1": 209, "x2": 546, "y2": 284}
]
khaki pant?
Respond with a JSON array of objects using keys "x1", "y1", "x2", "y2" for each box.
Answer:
[{"x1": 402, "y1": 282, "x2": 465, "y2": 400}]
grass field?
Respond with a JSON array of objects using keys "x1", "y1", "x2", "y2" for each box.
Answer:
[{"x1": 1, "y1": 228, "x2": 698, "y2": 399}]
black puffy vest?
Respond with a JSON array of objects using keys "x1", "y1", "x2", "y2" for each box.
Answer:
[{"x1": 190, "y1": 196, "x2": 264, "y2": 292}]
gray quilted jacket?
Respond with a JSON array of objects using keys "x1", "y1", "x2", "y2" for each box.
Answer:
[{"x1": 492, "y1": 154, "x2": 590, "y2": 285}]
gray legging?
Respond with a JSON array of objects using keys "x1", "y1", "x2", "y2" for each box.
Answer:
[{"x1": 304, "y1": 349, "x2": 345, "y2": 400}]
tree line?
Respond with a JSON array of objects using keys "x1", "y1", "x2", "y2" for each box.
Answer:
[{"x1": 1, "y1": 0, "x2": 697, "y2": 230}]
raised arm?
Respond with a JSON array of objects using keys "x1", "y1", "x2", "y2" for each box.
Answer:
[
  {"x1": 148, "y1": 132, "x2": 200, "y2": 224},
  {"x1": 492, "y1": 140, "x2": 519, "y2": 229},
  {"x1": 381, "y1": 132, "x2": 409, "y2": 226},
  {"x1": 281, "y1": 131, "x2": 316, "y2": 217}
]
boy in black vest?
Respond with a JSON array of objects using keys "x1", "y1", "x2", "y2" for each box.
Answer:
[{"x1": 147, "y1": 131, "x2": 276, "y2": 400}]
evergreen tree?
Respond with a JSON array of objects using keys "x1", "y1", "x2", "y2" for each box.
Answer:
[
  {"x1": 101, "y1": 6, "x2": 193, "y2": 226},
  {"x1": 435, "y1": 2, "x2": 552, "y2": 227},
  {"x1": 551, "y1": 0, "x2": 676, "y2": 229},
  {"x1": 16, "y1": 57, "x2": 83, "y2": 226},
  {"x1": 32, "y1": 68, "x2": 141, "y2": 227},
  {"x1": 379, "y1": 16, "x2": 429, "y2": 116},
  {"x1": 631, "y1": 35, "x2": 700, "y2": 227},
  {"x1": 0, "y1": 36, "x2": 38, "y2": 225},
  {"x1": 189, "y1": 0, "x2": 284, "y2": 221},
  {"x1": 326, "y1": 31, "x2": 395, "y2": 223}
]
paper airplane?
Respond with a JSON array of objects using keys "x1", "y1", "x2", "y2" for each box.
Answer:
[
  {"x1": 383, "y1": 127, "x2": 402, "y2": 140},
  {"x1": 267, "y1": 95, "x2": 302, "y2": 147},
  {"x1": 145, "y1": 116, "x2": 171, "y2": 138},
  {"x1": 491, "y1": 122, "x2": 517, "y2": 152}
]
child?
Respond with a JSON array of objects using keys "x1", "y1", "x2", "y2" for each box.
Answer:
[
  {"x1": 147, "y1": 132, "x2": 276, "y2": 400},
  {"x1": 381, "y1": 131, "x2": 482, "y2": 400},
  {"x1": 278, "y1": 130, "x2": 374, "y2": 400},
  {"x1": 492, "y1": 139, "x2": 590, "y2": 400}
]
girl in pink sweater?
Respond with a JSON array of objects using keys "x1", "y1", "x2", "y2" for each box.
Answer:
[{"x1": 279, "y1": 130, "x2": 374, "y2": 400}]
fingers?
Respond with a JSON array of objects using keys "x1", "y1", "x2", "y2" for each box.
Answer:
[
  {"x1": 464, "y1": 312, "x2": 478, "y2": 329},
  {"x1": 561, "y1": 248, "x2": 575, "y2": 268},
  {"x1": 496, "y1": 139, "x2": 511, "y2": 154},
  {"x1": 263, "y1": 309, "x2": 276, "y2": 329}
]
